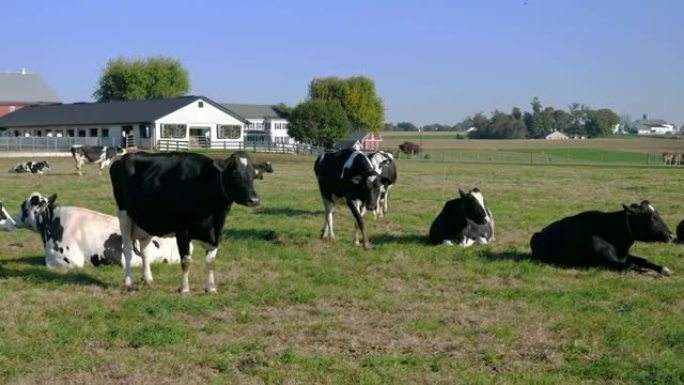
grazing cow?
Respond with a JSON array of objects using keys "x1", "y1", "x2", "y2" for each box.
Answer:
[
  {"x1": 314, "y1": 149, "x2": 382, "y2": 248},
  {"x1": 368, "y1": 151, "x2": 397, "y2": 218},
  {"x1": 8, "y1": 161, "x2": 50, "y2": 174},
  {"x1": 71, "y1": 145, "x2": 126, "y2": 176},
  {"x1": 429, "y1": 188, "x2": 494, "y2": 246},
  {"x1": 398, "y1": 141, "x2": 421, "y2": 155},
  {"x1": 530, "y1": 201, "x2": 673, "y2": 275},
  {"x1": 662, "y1": 152, "x2": 681, "y2": 166},
  {"x1": 110, "y1": 151, "x2": 260, "y2": 293},
  {"x1": 14, "y1": 192, "x2": 184, "y2": 269},
  {"x1": 0, "y1": 201, "x2": 16, "y2": 231},
  {"x1": 253, "y1": 161, "x2": 274, "y2": 180}
]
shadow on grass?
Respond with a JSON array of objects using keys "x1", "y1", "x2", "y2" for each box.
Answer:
[
  {"x1": 0, "y1": 255, "x2": 109, "y2": 288},
  {"x1": 478, "y1": 250, "x2": 533, "y2": 262},
  {"x1": 223, "y1": 228, "x2": 279, "y2": 242},
  {"x1": 369, "y1": 233, "x2": 428, "y2": 245},
  {"x1": 255, "y1": 207, "x2": 323, "y2": 216}
]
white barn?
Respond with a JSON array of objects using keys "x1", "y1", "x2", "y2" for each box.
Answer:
[
  {"x1": 0, "y1": 96, "x2": 249, "y2": 151},
  {"x1": 221, "y1": 103, "x2": 295, "y2": 147}
]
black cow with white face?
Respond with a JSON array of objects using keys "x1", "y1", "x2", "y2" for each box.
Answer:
[
  {"x1": 429, "y1": 188, "x2": 494, "y2": 246},
  {"x1": 253, "y1": 161, "x2": 274, "y2": 180},
  {"x1": 0, "y1": 200, "x2": 16, "y2": 231},
  {"x1": 530, "y1": 201, "x2": 673, "y2": 275},
  {"x1": 110, "y1": 151, "x2": 260, "y2": 293},
  {"x1": 314, "y1": 149, "x2": 382, "y2": 249},
  {"x1": 71, "y1": 145, "x2": 126, "y2": 176}
]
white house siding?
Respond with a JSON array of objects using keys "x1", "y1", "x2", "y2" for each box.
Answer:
[{"x1": 154, "y1": 98, "x2": 246, "y2": 148}]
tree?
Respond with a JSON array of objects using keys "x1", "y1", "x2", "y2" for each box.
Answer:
[
  {"x1": 585, "y1": 108, "x2": 620, "y2": 137},
  {"x1": 287, "y1": 99, "x2": 351, "y2": 148},
  {"x1": 308, "y1": 76, "x2": 385, "y2": 133},
  {"x1": 93, "y1": 56, "x2": 190, "y2": 102},
  {"x1": 396, "y1": 122, "x2": 418, "y2": 131},
  {"x1": 553, "y1": 109, "x2": 572, "y2": 133}
]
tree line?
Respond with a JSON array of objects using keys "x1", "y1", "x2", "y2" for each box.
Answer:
[{"x1": 386, "y1": 97, "x2": 620, "y2": 139}]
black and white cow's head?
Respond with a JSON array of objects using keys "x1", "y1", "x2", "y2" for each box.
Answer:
[
  {"x1": 343, "y1": 152, "x2": 382, "y2": 211},
  {"x1": 0, "y1": 201, "x2": 17, "y2": 231},
  {"x1": 214, "y1": 151, "x2": 260, "y2": 207},
  {"x1": 30, "y1": 161, "x2": 50, "y2": 173},
  {"x1": 15, "y1": 192, "x2": 57, "y2": 232},
  {"x1": 459, "y1": 188, "x2": 492, "y2": 225},
  {"x1": 623, "y1": 201, "x2": 673, "y2": 243}
]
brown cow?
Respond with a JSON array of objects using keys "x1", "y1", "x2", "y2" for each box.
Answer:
[
  {"x1": 662, "y1": 152, "x2": 681, "y2": 166},
  {"x1": 398, "y1": 141, "x2": 421, "y2": 155}
]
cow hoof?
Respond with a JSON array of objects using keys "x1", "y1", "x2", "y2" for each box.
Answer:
[
  {"x1": 177, "y1": 288, "x2": 191, "y2": 295},
  {"x1": 661, "y1": 267, "x2": 672, "y2": 276},
  {"x1": 205, "y1": 287, "x2": 218, "y2": 294}
]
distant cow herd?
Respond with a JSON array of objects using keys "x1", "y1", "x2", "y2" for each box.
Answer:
[{"x1": 2, "y1": 143, "x2": 682, "y2": 294}]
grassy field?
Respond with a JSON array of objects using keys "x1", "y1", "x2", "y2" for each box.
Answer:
[{"x1": 1, "y1": 151, "x2": 683, "y2": 384}]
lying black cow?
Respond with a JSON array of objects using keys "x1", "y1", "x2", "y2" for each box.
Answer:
[
  {"x1": 530, "y1": 201, "x2": 673, "y2": 275},
  {"x1": 429, "y1": 188, "x2": 494, "y2": 246},
  {"x1": 253, "y1": 161, "x2": 274, "y2": 180},
  {"x1": 314, "y1": 149, "x2": 382, "y2": 248},
  {"x1": 72, "y1": 145, "x2": 126, "y2": 176},
  {"x1": 110, "y1": 151, "x2": 260, "y2": 293},
  {"x1": 8, "y1": 161, "x2": 50, "y2": 174}
]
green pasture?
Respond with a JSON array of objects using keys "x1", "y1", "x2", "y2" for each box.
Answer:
[{"x1": 0, "y1": 153, "x2": 683, "y2": 384}]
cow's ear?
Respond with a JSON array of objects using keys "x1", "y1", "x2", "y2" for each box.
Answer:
[
  {"x1": 47, "y1": 194, "x2": 58, "y2": 206},
  {"x1": 623, "y1": 204, "x2": 638, "y2": 214},
  {"x1": 640, "y1": 200, "x2": 650, "y2": 207},
  {"x1": 350, "y1": 175, "x2": 363, "y2": 184},
  {"x1": 459, "y1": 188, "x2": 467, "y2": 198}
]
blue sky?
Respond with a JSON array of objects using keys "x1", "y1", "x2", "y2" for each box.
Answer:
[{"x1": 3, "y1": 0, "x2": 682, "y2": 126}]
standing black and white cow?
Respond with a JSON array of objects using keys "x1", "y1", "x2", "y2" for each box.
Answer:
[
  {"x1": 0, "y1": 200, "x2": 16, "y2": 231},
  {"x1": 110, "y1": 151, "x2": 260, "y2": 293},
  {"x1": 429, "y1": 188, "x2": 494, "y2": 246},
  {"x1": 368, "y1": 151, "x2": 397, "y2": 219},
  {"x1": 8, "y1": 161, "x2": 50, "y2": 174},
  {"x1": 71, "y1": 145, "x2": 126, "y2": 176},
  {"x1": 314, "y1": 149, "x2": 382, "y2": 249},
  {"x1": 253, "y1": 161, "x2": 274, "y2": 180},
  {"x1": 530, "y1": 201, "x2": 673, "y2": 275},
  {"x1": 14, "y1": 192, "x2": 184, "y2": 268}
]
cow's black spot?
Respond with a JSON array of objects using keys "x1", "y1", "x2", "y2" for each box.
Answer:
[
  {"x1": 63, "y1": 257, "x2": 70, "y2": 264},
  {"x1": 153, "y1": 240, "x2": 160, "y2": 249},
  {"x1": 48, "y1": 217, "x2": 64, "y2": 244},
  {"x1": 90, "y1": 254, "x2": 103, "y2": 266},
  {"x1": 103, "y1": 233, "x2": 123, "y2": 265}
]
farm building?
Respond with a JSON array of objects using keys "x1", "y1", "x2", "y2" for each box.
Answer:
[
  {"x1": 221, "y1": 103, "x2": 295, "y2": 147},
  {"x1": 0, "y1": 96, "x2": 248, "y2": 151},
  {"x1": 336, "y1": 130, "x2": 383, "y2": 151},
  {"x1": 632, "y1": 119, "x2": 676, "y2": 135},
  {"x1": 545, "y1": 130, "x2": 570, "y2": 140},
  {"x1": 0, "y1": 70, "x2": 61, "y2": 117}
]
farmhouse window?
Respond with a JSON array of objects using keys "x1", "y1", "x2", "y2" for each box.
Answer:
[
  {"x1": 217, "y1": 125, "x2": 241, "y2": 139},
  {"x1": 101, "y1": 128, "x2": 109, "y2": 137},
  {"x1": 67, "y1": 129, "x2": 75, "y2": 137},
  {"x1": 90, "y1": 128, "x2": 98, "y2": 137},
  {"x1": 161, "y1": 124, "x2": 187, "y2": 138},
  {"x1": 78, "y1": 129, "x2": 86, "y2": 137},
  {"x1": 138, "y1": 124, "x2": 150, "y2": 138}
]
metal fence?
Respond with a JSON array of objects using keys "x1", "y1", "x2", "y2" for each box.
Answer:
[
  {"x1": 157, "y1": 139, "x2": 316, "y2": 155},
  {"x1": 0, "y1": 137, "x2": 106, "y2": 152}
]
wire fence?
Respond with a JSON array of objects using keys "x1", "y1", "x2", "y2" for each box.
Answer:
[{"x1": 0, "y1": 137, "x2": 108, "y2": 152}]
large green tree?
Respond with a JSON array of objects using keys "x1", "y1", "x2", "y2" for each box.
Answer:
[
  {"x1": 93, "y1": 56, "x2": 190, "y2": 102},
  {"x1": 585, "y1": 108, "x2": 620, "y2": 137},
  {"x1": 287, "y1": 99, "x2": 352, "y2": 148},
  {"x1": 308, "y1": 76, "x2": 384, "y2": 133}
]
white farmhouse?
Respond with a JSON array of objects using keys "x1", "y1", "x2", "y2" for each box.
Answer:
[
  {"x1": 632, "y1": 119, "x2": 675, "y2": 135},
  {"x1": 221, "y1": 103, "x2": 294, "y2": 148}
]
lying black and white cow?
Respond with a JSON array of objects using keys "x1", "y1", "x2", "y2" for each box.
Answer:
[
  {"x1": 110, "y1": 151, "x2": 260, "y2": 293},
  {"x1": 8, "y1": 161, "x2": 50, "y2": 174},
  {"x1": 15, "y1": 192, "x2": 183, "y2": 269},
  {"x1": 253, "y1": 161, "x2": 274, "y2": 180},
  {"x1": 429, "y1": 188, "x2": 494, "y2": 246},
  {"x1": 314, "y1": 149, "x2": 382, "y2": 249},
  {"x1": 368, "y1": 151, "x2": 397, "y2": 219},
  {"x1": 0, "y1": 201, "x2": 16, "y2": 231},
  {"x1": 71, "y1": 145, "x2": 126, "y2": 176},
  {"x1": 530, "y1": 201, "x2": 673, "y2": 275}
]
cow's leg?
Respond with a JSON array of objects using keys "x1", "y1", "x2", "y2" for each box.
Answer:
[
  {"x1": 320, "y1": 199, "x2": 335, "y2": 240},
  {"x1": 99, "y1": 159, "x2": 111, "y2": 176},
  {"x1": 74, "y1": 157, "x2": 83, "y2": 176},
  {"x1": 199, "y1": 241, "x2": 218, "y2": 293},
  {"x1": 626, "y1": 255, "x2": 671, "y2": 276},
  {"x1": 383, "y1": 186, "x2": 391, "y2": 216},
  {"x1": 138, "y1": 237, "x2": 155, "y2": 286},
  {"x1": 176, "y1": 231, "x2": 192, "y2": 294},
  {"x1": 348, "y1": 199, "x2": 369, "y2": 249},
  {"x1": 117, "y1": 210, "x2": 135, "y2": 289}
]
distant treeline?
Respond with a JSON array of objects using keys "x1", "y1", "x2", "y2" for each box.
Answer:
[{"x1": 384, "y1": 97, "x2": 621, "y2": 139}]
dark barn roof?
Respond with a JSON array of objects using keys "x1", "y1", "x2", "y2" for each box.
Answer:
[
  {"x1": 220, "y1": 103, "x2": 286, "y2": 120},
  {"x1": 0, "y1": 96, "x2": 248, "y2": 128}
]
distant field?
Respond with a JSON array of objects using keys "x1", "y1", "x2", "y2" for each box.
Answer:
[{"x1": 1, "y1": 154, "x2": 683, "y2": 384}]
